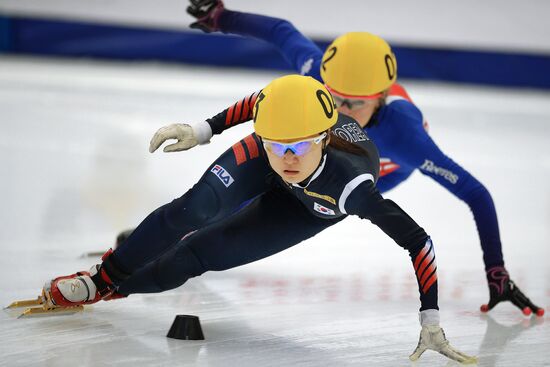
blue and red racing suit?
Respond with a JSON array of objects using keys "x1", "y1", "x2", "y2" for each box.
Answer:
[{"x1": 215, "y1": 10, "x2": 504, "y2": 269}]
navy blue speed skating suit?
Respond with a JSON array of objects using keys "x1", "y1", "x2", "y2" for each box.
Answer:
[{"x1": 113, "y1": 111, "x2": 439, "y2": 311}]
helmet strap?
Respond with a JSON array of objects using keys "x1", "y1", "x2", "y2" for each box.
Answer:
[{"x1": 321, "y1": 131, "x2": 328, "y2": 154}]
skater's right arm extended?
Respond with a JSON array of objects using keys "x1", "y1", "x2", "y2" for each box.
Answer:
[{"x1": 149, "y1": 90, "x2": 260, "y2": 153}]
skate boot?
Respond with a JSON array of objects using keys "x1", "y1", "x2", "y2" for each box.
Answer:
[
  {"x1": 48, "y1": 247, "x2": 131, "y2": 305},
  {"x1": 4, "y1": 270, "x2": 102, "y2": 318},
  {"x1": 45, "y1": 267, "x2": 108, "y2": 307},
  {"x1": 6, "y1": 249, "x2": 128, "y2": 317}
]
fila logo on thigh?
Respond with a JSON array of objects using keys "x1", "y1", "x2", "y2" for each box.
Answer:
[{"x1": 211, "y1": 165, "x2": 234, "y2": 187}]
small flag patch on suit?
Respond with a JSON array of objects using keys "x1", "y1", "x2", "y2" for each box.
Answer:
[{"x1": 313, "y1": 202, "x2": 335, "y2": 216}]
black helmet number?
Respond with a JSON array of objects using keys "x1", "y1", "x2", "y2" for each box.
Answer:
[
  {"x1": 322, "y1": 46, "x2": 337, "y2": 72},
  {"x1": 316, "y1": 89, "x2": 334, "y2": 119},
  {"x1": 385, "y1": 54, "x2": 396, "y2": 81},
  {"x1": 253, "y1": 92, "x2": 266, "y2": 122}
]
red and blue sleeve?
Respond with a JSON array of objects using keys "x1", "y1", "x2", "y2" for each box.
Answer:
[
  {"x1": 205, "y1": 11, "x2": 327, "y2": 135},
  {"x1": 218, "y1": 10, "x2": 324, "y2": 80},
  {"x1": 390, "y1": 101, "x2": 505, "y2": 269}
]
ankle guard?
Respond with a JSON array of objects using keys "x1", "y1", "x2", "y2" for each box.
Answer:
[{"x1": 91, "y1": 249, "x2": 131, "y2": 298}]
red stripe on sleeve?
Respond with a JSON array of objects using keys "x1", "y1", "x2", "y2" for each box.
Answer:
[
  {"x1": 243, "y1": 134, "x2": 259, "y2": 159},
  {"x1": 417, "y1": 251, "x2": 434, "y2": 279},
  {"x1": 225, "y1": 103, "x2": 236, "y2": 126},
  {"x1": 419, "y1": 263, "x2": 436, "y2": 286},
  {"x1": 422, "y1": 273, "x2": 438, "y2": 294},
  {"x1": 414, "y1": 245, "x2": 429, "y2": 272},
  {"x1": 232, "y1": 100, "x2": 243, "y2": 125},
  {"x1": 241, "y1": 95, "x2": 250, "y2": 120}
]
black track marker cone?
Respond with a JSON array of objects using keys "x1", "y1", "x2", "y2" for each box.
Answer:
[{"x1": 167, "y1": 315, "x2": 205, "y2": 340}]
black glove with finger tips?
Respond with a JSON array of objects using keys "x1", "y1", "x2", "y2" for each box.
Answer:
[
  {"x1": 481, "y1": 266, "x2": 544, "y2": 317},
  {"x1": 187, "y1": 0, "x2": 225, "y2": 33}
]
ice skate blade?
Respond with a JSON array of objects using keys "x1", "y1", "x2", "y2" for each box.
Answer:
[
  {"x1": 4, "y1": 297, "x2": 43, "y2": 309},
  {"x1": 462, "y1": 356, "x2": 478, "y2": 365},
  {"x1": 17, "y1": 305, "x2": 84, "y2": 318}
]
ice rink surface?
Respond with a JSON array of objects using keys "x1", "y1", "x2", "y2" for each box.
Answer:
[{"x1": 0, "y1": 56, "x2": 549, "y2": 366}]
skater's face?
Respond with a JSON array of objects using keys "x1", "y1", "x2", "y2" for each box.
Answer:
[
  {"x1": 334, "y1": 96, "x2": 381, "y2": 128},
  {"x1": 263, "y1": 133, "x2": 327, "y2": 184},
  {"x1": 325, "y1": 85, "x2": 383, "y2": 128}
]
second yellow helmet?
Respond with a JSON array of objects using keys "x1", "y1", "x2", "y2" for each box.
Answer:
[
  {"x1": 253, "y1": 75, "x2": 337, "y2": 140},
  {"x1": 320, "y1": 32, "x2": 397, "y2": 97}
]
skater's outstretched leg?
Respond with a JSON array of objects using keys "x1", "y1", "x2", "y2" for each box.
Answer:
[{"x1": 113, "y1": 134, "x2": 270, "y2": 272}]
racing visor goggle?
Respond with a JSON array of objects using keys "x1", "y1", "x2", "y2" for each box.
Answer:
[{"x1": 262, "y1": 132, "x2": 328, "y2": 157}]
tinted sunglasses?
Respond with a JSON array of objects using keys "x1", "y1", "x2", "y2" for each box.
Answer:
[
  {"x1": 325, "y1": 84, "x2": 383, "y2": 110},
  {"x1": 262, "y1": 132, "x2": 328, "y2": 157}
]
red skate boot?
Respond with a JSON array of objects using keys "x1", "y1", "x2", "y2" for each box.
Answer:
[{"x1": 6, "y1": 249, "x2": 127, "y2": 317}]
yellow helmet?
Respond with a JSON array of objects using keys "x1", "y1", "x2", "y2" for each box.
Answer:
[
  {"x1": 320, "y1": 32, "x2": 397, "y2": 97},
  {"x1": 253, "y1": 75, "x2": 337, "y2": 140}
]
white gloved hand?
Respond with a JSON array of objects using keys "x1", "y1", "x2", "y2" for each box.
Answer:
[
  {"x1": 409, "y1": 310, "x2": 477, "y2": 364},
  {"x1": 149, "y1": 121, "x2": 212, "y2": 153}
]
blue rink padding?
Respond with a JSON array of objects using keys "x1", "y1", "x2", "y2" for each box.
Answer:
[
  {"x1": 3, "y1": 15, "x2": 550, "y2": 90},
  {"x1": 0, "y1": 16, "x2": 12, "y2": 52}
]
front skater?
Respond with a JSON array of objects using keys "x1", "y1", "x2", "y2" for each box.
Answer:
[{"x1": 37, "y1": 76, "x2": 475, "y2": 364}]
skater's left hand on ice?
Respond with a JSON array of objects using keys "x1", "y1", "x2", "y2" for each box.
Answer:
[
  {"x1": 187, "y1": 0, "x2": 225, "y2": 33},
  {"x1": 481, "y1": 266, "x2": 545, "y2": 317},
  {"x1": 149, "y1": 121, "x2": 211, "y2": 153},
  {"x1": 409, "y1": 310, "x2": 477, "y2": 364}
]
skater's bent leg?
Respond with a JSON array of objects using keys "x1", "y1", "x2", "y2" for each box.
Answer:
[
  {"x1": 117, "y1": 245, "x2": 206, "y2": 294},
  {"x1": 113, "y1": 181, "x2": 219, "y2": 272},
  {"x1": 117, "y1": 186, "x2": 343, "y2": 295}
]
